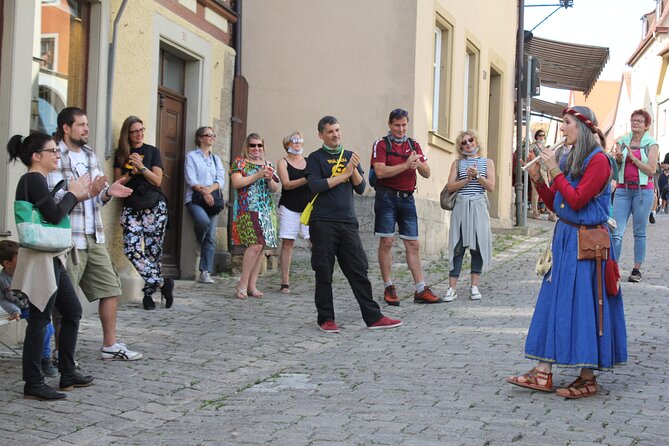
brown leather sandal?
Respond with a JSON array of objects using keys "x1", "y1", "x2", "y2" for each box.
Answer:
[
  {"x1": 507, "y1": 367, "x2": 554, "y2": 392},
  {"x1": 556, "y1": 376, "x2": 598, "y2": 399}
]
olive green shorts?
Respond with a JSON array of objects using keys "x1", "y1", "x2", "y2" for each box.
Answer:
[{"x1": 67, "y1": 235, "x2": 123, "y2": 302}]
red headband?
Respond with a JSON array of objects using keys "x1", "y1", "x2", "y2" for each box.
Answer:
[{"x1": 563, "y1": 108, "x2": 597, "y2": 134}]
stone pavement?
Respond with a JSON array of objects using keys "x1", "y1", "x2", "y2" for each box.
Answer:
[{"x1": 1, "y1": 214, "x2": 668, "y2": 445}]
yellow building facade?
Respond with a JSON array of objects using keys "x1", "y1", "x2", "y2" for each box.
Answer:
[
  {"x1": 0, "y1": 0, "x2": 236, "y2": 305},
  {"x1": 241, "y1": 0, "x2": 518, "y2": 256}
]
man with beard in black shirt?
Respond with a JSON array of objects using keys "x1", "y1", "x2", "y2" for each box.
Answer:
[{"x1": 305, "y1": 116, "x2": 402, "y2": 333}]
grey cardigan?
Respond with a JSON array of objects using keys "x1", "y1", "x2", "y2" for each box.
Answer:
[{"x1": 448, "y1": 194, "x2": 493, "y2": 272}]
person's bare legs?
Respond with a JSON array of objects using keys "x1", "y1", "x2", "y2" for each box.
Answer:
[
  {"x1": 471, "y1": 273, "x2": 481, "y2": 287},
  {"x1": 99, "y1": 297, "x2": 117, "y2": 348},
  {"x1": 247, "y1": 246, "x2": 266, "y2": 294},
  {"x1": 403, "y1": 239, "x2": 423, "y2": 284},
  {"x1": 280, "y1": 238, "x2": 295, "y2": 285},
  {"x1": 378, "y1": 237, "x2": 394, "y2": 284},
  {"x1": 238, "y1": 244, "x2": 264, "y2": 296}
]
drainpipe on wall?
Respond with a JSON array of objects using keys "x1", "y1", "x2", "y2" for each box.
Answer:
[
  {"x1": 105, "y1": 0, "x2": 128, "y2": 160},
  {"x1": 514, "y1": 0, "x2": 525, "y2": 227},
  {"x1": 234, "y1": 0, "x2": 242, "y2": 77}
]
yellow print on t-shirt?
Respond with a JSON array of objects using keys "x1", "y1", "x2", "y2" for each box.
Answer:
[
  {"x1": 124, "y1": 153, "x2": 146, "y2": 172},
  {"x1": 327, "y1": 157, "x2": 346, "y2": 178}
]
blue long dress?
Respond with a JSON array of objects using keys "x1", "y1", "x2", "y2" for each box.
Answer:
[{"x1": 524, "y1": 148, "x2": 627, "y2": 370}]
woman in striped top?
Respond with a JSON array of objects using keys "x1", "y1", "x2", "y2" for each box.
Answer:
[{"x1": 443, "y1": 130, "x2": 495, "y2": 302}]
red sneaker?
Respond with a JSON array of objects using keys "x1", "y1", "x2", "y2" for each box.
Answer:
[
  {"x1": 318, "y1": 320, "x2": 340, "y2": 333},
  {"x1": 414, "y1": 286, "x2": 443, "y2": 304},
  {"x1": 383, "y1": 285, "x2": 400, "y2": 306},
  {"x1": 368, "y1": 316, "x2": 402, "y2": 330}
]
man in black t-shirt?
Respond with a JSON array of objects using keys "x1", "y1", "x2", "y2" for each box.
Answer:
[{"x1": 305, "y1": 116, "x2": 402, "y2": 333}]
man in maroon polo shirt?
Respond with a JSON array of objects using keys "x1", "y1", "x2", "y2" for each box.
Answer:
[{"x1": 370, "y1": 108, "x2": 442, "y2": 306}]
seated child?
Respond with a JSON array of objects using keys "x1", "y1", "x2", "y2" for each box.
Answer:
[{"x1": 0, "y1": 240, "x2": 58, "y2": 377}]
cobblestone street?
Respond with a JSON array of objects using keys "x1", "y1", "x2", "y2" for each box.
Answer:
[{"x1": 1, "y1": 216, "x2": 667, "y2": 445}]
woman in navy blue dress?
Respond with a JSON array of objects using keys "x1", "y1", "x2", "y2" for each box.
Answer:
[{"x1": 508, "y1": 106, "x2": 627, "y2": 399}]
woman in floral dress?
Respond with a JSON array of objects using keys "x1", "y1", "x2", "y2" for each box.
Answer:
[{"x1": 231, "y1": 133, "x2": 280, "y2": 299}]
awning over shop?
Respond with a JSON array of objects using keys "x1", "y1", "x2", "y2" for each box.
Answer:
[
  {"x1": 529, "y1": 98, "x2": 567, "y2": 120},
  {"x1": 524, "y1": 35, "x2": 609, "y2": 96}
]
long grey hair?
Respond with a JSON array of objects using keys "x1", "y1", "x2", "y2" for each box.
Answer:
[{"x1": 561, "y1": 106, "x2": 599, "y2": 178}]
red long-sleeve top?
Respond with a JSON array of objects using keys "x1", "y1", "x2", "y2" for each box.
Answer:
[{"x1": 534, "y1": 153, "x2": 611, "y2": 212}]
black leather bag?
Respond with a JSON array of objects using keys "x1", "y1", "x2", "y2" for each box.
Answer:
[
  {"x1": 124, "y1": 180, "x2": 163, "y2": 210},
  {"x1": 192, "y1": 188, "x2": 225, "y2": 215}
]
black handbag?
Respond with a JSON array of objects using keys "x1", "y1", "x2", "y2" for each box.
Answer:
[
  {"x1": 191, "y1": 155, "x2": 225, "y2": 215},
  {"x1": 192, "y1": 188, "x2": 225, "y2": 215},
  {"x1": 124, "y1": 179, "x2": 164, "y2": 210}
]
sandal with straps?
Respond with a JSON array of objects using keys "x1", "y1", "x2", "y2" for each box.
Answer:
[
  {"x1": 556, "y1": 376, "x2": 598, "y2": 399},
  {"x1": 507, "y1": 367, "x2": 554, "y2": 392},
  {"x1": 247, "y1": 289, "x2": 264, "y2": 298},
  {"x1": 236, "y1": 288, "x2": 248, "y2": 300},
  {"x1": 280, "y1": 284, "x2": 291, "y2": 294}
]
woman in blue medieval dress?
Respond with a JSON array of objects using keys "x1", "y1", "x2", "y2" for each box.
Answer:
[{"x1": 507, "y1": 106, "x2": 627, "y2": 399}]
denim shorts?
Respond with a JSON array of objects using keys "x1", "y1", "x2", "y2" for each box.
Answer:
[{"x1": 374, "y1": 190, "x2": 419, "y2": 239}]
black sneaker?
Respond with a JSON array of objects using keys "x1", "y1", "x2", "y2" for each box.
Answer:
[
  {"x1": 161, "y1": 278, "x2": 174, "y2": 308},
  {"x1": 649, "y1": 212, "x2": 656, "y2": 224},
  {"x1": 41, "y1": 358, "x2": 58, "y2": 378},
  {"x1": 24, "y1": 382, "x2": 66, "y2": 400},
  {"x1": 59, "y1": 371, "x2": 94, "y2": 391},
  {"x1": 143, "y1": 295, "x2": 156, "y2": 310},
  {"x1": 628, "y1": 268, "x2": 642, "y2": 283}
]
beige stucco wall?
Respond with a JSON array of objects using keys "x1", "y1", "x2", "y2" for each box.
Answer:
[
  {"x1": 243, "y1": 0, "x2": 417, "y2": 166},
  {"x1": 243, "y1": 0, "x2": 518, "y2": 256},
  {"x1": 412, "y1": 0, "x2": 517, "y2": 224}
]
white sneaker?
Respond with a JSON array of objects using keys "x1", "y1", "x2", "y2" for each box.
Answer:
[
  {"x1": 443, "y1": 287, "x2": 458, "y2": 302},
  {"x1": 470, "y1": 286, "x2": 482, "y2": 300},
  {"x1": 198, "y1": 271, "x2": 214, "y2": 284},
  {"x1": 101, "y1": 343, "x2": 143, "y2": 361}
]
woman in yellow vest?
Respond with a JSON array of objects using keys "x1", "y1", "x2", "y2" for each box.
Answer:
[{"x1": 611, "y1": 109, "x2": 659, "y2": 283}]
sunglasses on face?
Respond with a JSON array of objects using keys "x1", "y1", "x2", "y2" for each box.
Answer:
[
  {"x1": 249, "y1": 143, "x2": 264, "y2": 148},
  {"x1": 537, "y1": 134, "x2": 545, "y2": 137},
  {"x1": 290, "y1": 138, "x2": 304, "y2": 144},
  {"x1": 39, "y1": 148, "x2": 59, "y2": 154},
  {"x1": 129, "y1": 127, "x2": 146, "y2": 135},
  {"x1": 460, "y1": 137, "x2": 475, "y2": 146},
  {"x1": 201, "y1": 133, "x2": 216, "y2": 138}
]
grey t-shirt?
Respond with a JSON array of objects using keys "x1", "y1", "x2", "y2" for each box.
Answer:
[{"x1": 0, "y1": 269, "x2": 28, "y2": 315}]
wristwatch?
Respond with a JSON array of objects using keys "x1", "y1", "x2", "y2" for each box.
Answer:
[
  {"x1": 474, "y1": 173, "x2": 480, "y2": 180},
  {"x1": 140, "y1": 167, "x2": 148, "y2": 173}
]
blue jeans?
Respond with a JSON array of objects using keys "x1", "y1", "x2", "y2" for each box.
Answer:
[
  {"x1": 187, "y1": 202, "x2": 219, "y2": 272},
  {"x1": 449, "y1": 232, "x2": 483, "y2": 278},
  {"x1": 373, "y1": 190, "x2": 419, "y2": 240},
  {"x1": 612, "y1": 187, "x2": 654, "y2": 264}
]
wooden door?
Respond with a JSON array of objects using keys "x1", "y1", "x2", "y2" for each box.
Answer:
[{"x1": 157, "y1": 88, "x2": 185, "y2": 277}]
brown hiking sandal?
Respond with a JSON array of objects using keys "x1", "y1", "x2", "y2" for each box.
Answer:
[
  {"x1": 556, "y1": 376, "x2": 598, "y2": 399},
  {"x1": 507, "y1": 367, "x2": 554, "y2": 392}
]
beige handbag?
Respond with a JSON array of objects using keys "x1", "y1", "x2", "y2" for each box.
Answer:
[{"x1": 534, "y1": 234, "x2": 553, "y2": 276}]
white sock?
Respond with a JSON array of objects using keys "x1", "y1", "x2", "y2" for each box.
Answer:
[
  {"x1": 415, "y1": 282, "x2": 426, "y2": 292},
  {"x1": 384, "y1": 281, "x2": 393, "y2": 288}
]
